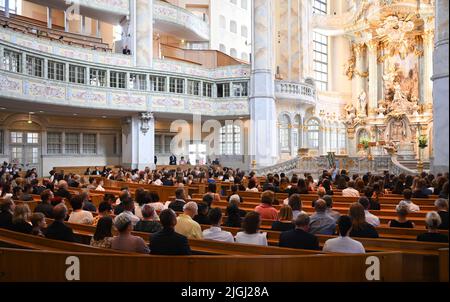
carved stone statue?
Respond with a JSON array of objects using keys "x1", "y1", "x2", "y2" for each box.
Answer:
[
  {"x1": 388, "y1": 118, "x2": 407, "y2": 142},
  {"x1": 345, "y1": 103, "x2": 357, "y2": 125},
  {"x1": 358, "y1": 91, "x2": 368, "y2": 117}
]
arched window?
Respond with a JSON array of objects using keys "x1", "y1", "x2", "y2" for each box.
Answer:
[
  {"x1": 241, "y1": 25, "x2": 248, "y2": 38},
  {"x1": 293, "y1": 115, "x2": 301, "y2": 150},
  {"x1": 219, "y1": 15, "x2": 226, "y2": 29},
  {"x1": 330, "y1": 122, "x2": 338, "y2": 153},
  {"x1": 230, "y1": 48, "x2": 238, "y2": 57},
  {"x1": 220, "y1": 124, "x2": 241, "y2": 155},
  {"x1": 241, "y1": 52, "x2": 249, "y2": 61},
  {"x1": 241, "y1": 0, "x2": 248, "y2": 9},
  {"x1": 279, "y1": 114, "x2": 291, "y2": 152},
  {"x1": 230, "y1": 20, "x2": 237, "y2": 33},
  {"x1": 230, "y1": 0, "x2": 237, "y2": 4},
  {"x1": 219, "y1": 44, "x2": 227, "y2": 53},
  {"x1": 307, "y1": 119, "x2": 320, "y2": 150}
]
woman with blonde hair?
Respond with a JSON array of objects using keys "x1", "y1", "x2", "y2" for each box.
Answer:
[
  {"x1": 271, "y1": 205, "x2": 295, "y2": 232},
  {"x1": 348, "y1": 203, "x2": 379, "y2": 238},
  {"x1": 11, "y1": 203, "x2": 32, "y2": 234},
  {"x1": 388, "y1": 201, "x2": 415, "y2": 228}
]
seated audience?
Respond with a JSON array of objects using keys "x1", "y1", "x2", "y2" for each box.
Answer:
[
  {"x1": 417, "y1": 212, "x2": 449, "y2": 243},
  {"x1": 34, "y1": 189, "x2": 54, "y2": 218},
  {"x1": 434, "y1": 198, "x2": 449, "y2": 230},
  {"x1": 115, "y1": 196, "x2": 140, "y2": 227},
  {"x1": 309, "y1": 199, "x2": 336, "y2": 235},
  {"x1": 279, "y1": 213, "x2": 320, "y2": 250},
  {"x1": 255, "y1": 191, "x2": 278, "y2": 220},
  {"x1": 235, "y1": 212, "x2": 268, "y2": 246},
  {"x1": 271, "y1": 205, "x2": 295, "y2": 232},
  {"x1": 0, "y1": 198, "x2": 15, "y2": 230},
  {"x1": 388, "y1": 201, "x2": 415, "y2": 228},
  {"x1": 413, "y1": 179, "x2": 433, "y2": 198},
  {"x1": 134, "y1": 204, "x2": 163, "y2": 234},
  {"x1": 175, "y1": 201, "x2": 203, "y2": 239},
  {"x1": 30, "y1": 212, "x2": 46, "y2": 237},
  {"x1": 323, "y1": 195, "x2": 340, "y2": 221},
  {"x1": 349, "y1": 203, "x2": 379, "y2": 238},
  {"x1": 168, "y1": 188, "x2": 187, "y2": 213},
  {"x1": 194, "y1": 202, "x2": 211, "y2": 225},
  {"x1": 358, "y1": 197, "x2": 380, "y2": 227},
  {"x1": 288, "y1": 194, "x2": 306, "y2": 220},
  {"x1": 68, "y1": 195, "x2": 94, "y2": 225},
  {"x1": 202, "y1": 208, "x2": 234, "y2": 243},
  {"x1": 92, "y1": 201, "x2": 113, "y2": 226},
  {"x1": 224, "y1": 204, "x2": 243, "y2": 228},
  {"x1": 342, "y1": 181, "x2": 360, "y2": 197},
  {"x1": 21, "y1": 184, "x2": 34, "y2": 201},
  {"x1": 11, "y1": 204, "x2": 32, "y2": 234},
  {"x1": 54, "y1": 180, "x2": 72, "y2": 200},
  {"x1": 45, "y1": 204, "x2": 75, "y2": 242},
  {"x1": 80, "y1": 191, "x2": 97, "y2": 212},
  {"x1": 229, "y1": 196, "x2": 247, "y2": 217},
  {"x1": 206, "y1": 183, "x2": 221, "y2": 203},
  {"x1": 149, "y1": 192, "x2": 165, "y2": 213},
  {"x1": 149, "y1": 209, "x2": 191, "y2": 255},
  {"x1": 246, "y1": 178, "x2": 260, "y2": 192},
  {"x1": 90, "y1": 216, "x2": 114, "y2": 248},
  {"x1": 400, "y1": 189, "x2": 420, "y2": 212},
  {"x1": 323, "y1": 215, "x2": 365, "y2": 254},
  {"x1": 111, "y1": 214, "x2": 149, "y2": 253}
]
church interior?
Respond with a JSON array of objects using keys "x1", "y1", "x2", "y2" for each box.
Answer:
[{"x1": 0, "y1": 0, "x2": 448, "y2": 284}]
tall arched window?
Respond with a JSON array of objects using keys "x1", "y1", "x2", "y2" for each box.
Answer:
[
  {"x1": 219, "y1": 15, "x2": 226, "y2": 29},
  {"x1": 307, "y1": 119, "x2": 320, "y2": 150},
  {"x1": 338, "y1": 123, "x2": 347, "y2": 154},
  {"x1": 241, "y1": 0, "x2": 248, "y2": 9},
  {"x1": 220, "y1": 124, "x2": 241, "y2": 155},
  {"x1": 230, "y1": 20, "x2": 237, "y2": 33},
  {"x1": 241, "y1": 52, "x2": 249, "y2": 61},
  {"x1": 330, "y1": 122, "x2": 338, "y2": 153},
  {"x1": 241, "y1": 25, "x2": 248, "y2": 38},
  {"x1": 293, "y1": 115, "x2": 301, "y2": 150},
  {"x1": 230, "y1": 48, "x2": 238, "y2": 58},
  {"x1": 219, "y1": 44, "x2": 227, "y2": 53},
  {"x1": 279, "y1": 114, "x2": 290, "y2": 152}
]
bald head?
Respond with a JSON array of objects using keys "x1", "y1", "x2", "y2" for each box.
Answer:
[{"x1": 53, "y1": 203, "x2": 68, "y2": 221}]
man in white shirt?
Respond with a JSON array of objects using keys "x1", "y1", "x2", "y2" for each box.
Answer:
[
  {"x1": 68, "y1": 195, "x2": 94, "y2": 225},
  {"x1": 342, "y1": 181, "x2": 360, "y2": 197},
  {"x1": 323, "y1": 215, "x2": 365, "y2": 254},
  {"x1": 202, "y1": 208, "x2": 234, "y2": 243},
  {"x1": 400, "y1": 189, "x2": 420, "y2": 212},
  {"x1": 115, "y1": 197, "x2": 140, "y2": 227},
  {"x1": 358, "y1": 197, "x2": 380, "y2": 227}
]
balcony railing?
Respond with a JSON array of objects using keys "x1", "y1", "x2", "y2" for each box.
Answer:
[{"x1": 274, "y1": 80, "x2": 316, "y2": 104}]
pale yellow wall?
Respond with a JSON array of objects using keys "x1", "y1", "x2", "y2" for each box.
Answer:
[{"x1": 329, "y1": 36, "x2": 352, "y2": 93}]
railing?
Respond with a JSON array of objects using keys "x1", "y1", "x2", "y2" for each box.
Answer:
[
  {"x1": 255, "y1": 157, "x2": 299, "y2": 176},
  {"x1": 72, "y1": 0, "x2": 129, "y2": 16},
  {"x1": 274, "y1": 80, "x2": 316, "y2": 104},
  {"x1": 390, "y1": 154, "x2": 418, "y2": 175}
]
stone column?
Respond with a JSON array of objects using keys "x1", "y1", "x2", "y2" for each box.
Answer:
[
  {"x1": 4, "y1": 0, "x2": 9, "y2": 18},
  {"x1": 249, "y1": 0, "x2": 278, "y2": 168},
  {"x1": 122, "y1": 113, "x2": 155, "y2": 170},
  {"x1": 431, "y1": 0, "x2": 449, "y2": 174},
  {"x1": 132, "y1": 0, "x2": 153, "y2": 68},
  {"x1": 423, "y1": 29, "x2": 434, "y2": 115},
  {"x1": 354, "y1": 43, "x2": 367, "y2": 116},
  {"x1": 367, "y1": 40, "x2": 379, "y2": 118}
]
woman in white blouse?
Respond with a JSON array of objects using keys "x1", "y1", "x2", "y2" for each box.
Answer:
[{"x1": 235, "y1": 211, "x2": 268, "y2": 246}]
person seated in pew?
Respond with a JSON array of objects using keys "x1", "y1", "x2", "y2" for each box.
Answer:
[
  {"x1": 388, "y1": 201, "x2": 415, "y2": 228},
  {"x1": 68, "y1": 174, "x2": 82, "y2": 188},
  {"x1": 30, "y1": 212, "x2": 46, "y2": 237},
  {"x1": 229, "y1": 197, "x2": 247, "y2": 218},
  {"x1": 235, "y1": 212, "x2": 268, "y2": 246},
  {"x1": 271, "y1": 205, "x2": 295, "y2": 232},
  {"x1": 417, "y1": 212, "x2": 449, "y2": 243},
  {"x1": 54, "y1": 180, "x2": 72, "y2": 201},
  {"x1": 262, "y1": 174, "x2": 279, "y2": 193},
  {"x1": 254, "y1": 191, "x2": 279, "y2": 221},
  {"x1": 322, "y1": 215, "x2": 365, "y2": 254},
  {"x1": 111, "y1": 214, "x2": 149, "y2": 254},
  {"x1": 399, "y1": 189, "x2": 420, "y2": 213},
  {"x1": 175, "y1": 201, "x2": 203, "y2": 239},
  {"x1": 278, "y1": 213, "x2": 320, "y2": 250},
  {"x1": 85, "y1": 177, "x2": 97, "y2": 190},
  {"x1": 348, "y1": 203, "x2": 379, "y2": 239},
  {"x1": 439, "y1": 181, "x2": 448, "y2": 199},
  {"x1": 168, "y1": 188, "x2": 187, "y2": 213},
  {"x1": 90, "y1": 216, "x2": 114, "y2": 248},
  {"x1": 342, "y1": 181, "x2": 360, "y2": 197},
  {"x1": 12, "y1": 186, "x2": 24, "y2": 201},
  {"x1": 92, "y1": 201, "x2": 113, "y2": 226},
  {"x1": 294, "y1": 178, "x2": 309, "y2": 195},
  {"x1": 194, "y1": 202, "x2": 211, "y2": 226},
  {"x1": 68, "y1": 195, "x2": 94, "y2": 225},
  {"x1": 102, "y1": 193, "x2": 115, "y2": 206},
  {"x1": 288, "y1": 194, "x2": 307, "y2": 220},
  {"x1": 246, "y1": 178, "x2": 260, "y2": 193},
  {"x1": 34, "y1": 189, "x2": 54, "y2": 218},
  {"x1": 435, "y1": 198, "x2": 449, "y2": 230},
  {"x1": 80, "y1": 191, "x2": 97, "y2": 212},
  {"x1": 412, "y1": 179, "x2": 433, "y2": 198},
  {"x1": 20, "y1": 183, "x2": 34, "y2": 201},
  {"x1": 227, "y1": 185, "x2": 244, "y2": 203},
  {"x1": 202, "y1": 208, "x2": 234, "y2": 243},
  {"x1": 206, "y1": 182, "x2": 221, "y2": 204},
  {"x1": 114, "y1": 190, "x2": 131, "y2": 215},
  {"x1": 147, "y1": 192, "x2": 165, "y2": 213},
  {"x1": 95, "y1": 179, "x2": 106, "y2": 192},
  {"x1": 134, "y1": 188, "x2": 147, "y2": 219},
  {"x1": 0, "y1": 197, "x2": 15, "y2": 230},
  {"x1": 30, "y1": 178, "x2": 46, "y2": 195},
  {"x1": 11, "y1": 203, "x2": 32, "y2": 234},
  {"x1": 115, "y1": 196, "x2": 140, "y2": 227},
  {"x1": 149, "y1": 209, "x2": 191, "y2": 255},
  {"x1": 363, "y1": 186, "x2": 380, "y2": 211},
  {"x1": 308, "y1": 199, "x2": 336, "y2": 235},
  {"x1": 45, "y1": 203, "x2": 75, "y2": 242},
  {"x1": 323, "y1": 195, "x2": 340, "y2": 222},
  {"x1": 357, "y1": 197, "x2": 380, "y2": 227},
  {"x1": 134, "y1": 204, "x2": 163, "y2": 234}
]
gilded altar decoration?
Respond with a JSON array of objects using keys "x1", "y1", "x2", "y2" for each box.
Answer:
[{"x1": 345, "y1": 44, "x2": 369, "y2": 80}]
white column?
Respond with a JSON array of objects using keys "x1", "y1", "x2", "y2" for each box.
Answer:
[
  {"x1": 431, "y1": 0, "x2": 449, "y2": 174},
  {"x1": 367, "y1": 40, "x2": 378, "y2": 118},
  {"x1": 132, "y1": 0, "x2": 153, "y2": 68},
  {"x1": 4, "y1": 0, "x2": 9, "y2": 18},
  {"x1": 353, "y1": 43, "x2": 367, "y2": 116},
  {"x1": 249, "y1": 0, "x2": 277, "y2": 168},
  {"x1": 423, "y1": 30, "x2": 434, "y2": 115},
  {"x1": 47, "y1": 7, "x2": 52, "y2": 29},
  {"x1": 122, "y1": 113, "x2": 155, "y2": 170}
]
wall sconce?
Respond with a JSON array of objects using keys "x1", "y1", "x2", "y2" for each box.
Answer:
[
  {"x1": 139, "y1": 112, "x2": 154, "y2": 135},
  {"x1": 27, "y1": 112, "x2": 33, "y2": 124}
]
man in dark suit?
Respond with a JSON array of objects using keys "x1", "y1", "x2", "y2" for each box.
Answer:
[
  {"x1": 45, "y1": 203, "x2": 75, "y2": 242},
  {"x1": 154, "y1": 155, "x2": 158, "y2": 165},
  {"x1": 0, "y1": 198, "x2": 14, "y2": 230},
  {"x1": 169, "y1": 154, "x2": 177, "y2": 165},
  {"x1": 149, "y1": 209, "x2": 191, "y2": 255},
  {"x1": 91, "y1": 167, "x2": 101, "y2": 175},
  {"x1": 168, "y1": 188, "x2": 186, "y2": 213},
  {"x1": 279, "y1": 213, "x2": 320, "y2": 250}
]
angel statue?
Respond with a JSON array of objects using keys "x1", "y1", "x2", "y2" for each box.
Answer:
[
  {"x1": 358, "y1": 90, "x2": 368, "y2": 117},
  {"x1": 344, "y1": 103, "x2": 357, "y2": 125}
]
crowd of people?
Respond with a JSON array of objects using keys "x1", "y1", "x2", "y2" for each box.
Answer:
[{"x1": 0, "y1": 161, "x2": 449, "y2": 255}]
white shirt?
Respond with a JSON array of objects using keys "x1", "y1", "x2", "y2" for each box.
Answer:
[
  {"x1": 235, "y1": 232, "x2": 268, "y2": 246},
  {"x1": 68, "y1": 210, "x2": 94, "y2": 225},
  {"x1": 342, "y1": 187, "x2": 360, "y2": 197},
  {"x1": 323, "y1": 236, "x2": 366, "y2": 254},
  {"x1": 246, "y1": 188, "x2": 259, "y2": 192},
  {"x1": 365, "y1": 210, "x2": 380, "y2": 227},
  {"x1": 401, "y1": 200, "x2": 420, "y2": 212},
  {"x1": 203, "y1": 226, "x2": 234, "y2": 243},
  {"x1": 153, "y1": 179, "x2": 163, "y2": 186},
  {"x1": 150, "y1": 202, "x2": 166, "y2": 212},
  {"x1": 95, "y1": 185, "x2": 105, "y2": 192}
]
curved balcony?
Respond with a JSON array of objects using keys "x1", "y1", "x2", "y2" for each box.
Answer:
[
  {"x1": 154, "y1": 0, "x2": 210, "y2": 42},
  {"x1": 274, "y1": 80, "x2": 316, "y2": 107}
]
